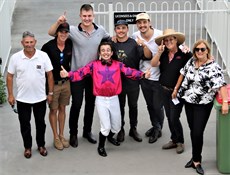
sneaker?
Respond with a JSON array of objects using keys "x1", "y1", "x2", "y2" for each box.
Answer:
[
  {"x1": 176, "y1": 143, "x2": 184, "y2": 154},
  {"x1": 59, "y1": 135, "x2": 70, "y2": 148},
  {"x1": 54, "y1": 137, "x2": 64, "y2": 150},
  {"x1": 162, "y1": 141, "x2": 177, "y2": 149}
]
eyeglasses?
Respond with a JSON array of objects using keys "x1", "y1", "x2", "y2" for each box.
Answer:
[
  {"x1": 164, "y1": 38, "x2": 174, "y2": 43},
  {"x1": 60, "y1": 52, "x2": 64, "y2": 64},
  {"x1": 195, "y1": 48, "x2": 206, "y2": 52}
]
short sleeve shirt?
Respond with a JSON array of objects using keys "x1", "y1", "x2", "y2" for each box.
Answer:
[
  {"x1": 8, "y1": 49, "x2": 53, "y2": 103},
  {"x1": 132, "y1": 29, "x2": 162, "y2": 81},
  {"x1": 178, "y1": 58, "x2": 226, "y2": 104}
]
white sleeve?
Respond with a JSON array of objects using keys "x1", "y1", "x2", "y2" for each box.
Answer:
[
  {"x1": 43, "y1": 52, "x2": 53, "y2": 72},
  {"x1": 7, "y1": 54, "x2": 17, "y2": 74}
]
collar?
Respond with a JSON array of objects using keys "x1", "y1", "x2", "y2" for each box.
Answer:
[
  {"x1": 78, "y1": 23, "x2": 98, "y2": 31},
  {"x1": 22, "y1": 49, "x2": 37, "y2": 60},
  {"x1": 101, "y1": 58, "x2": 112, "y2": 66}
]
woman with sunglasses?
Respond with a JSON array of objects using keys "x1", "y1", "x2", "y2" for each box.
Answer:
[
  {"x1": 151, "y1": 29, "x2": 192, "y2": 154},
  {"x1": 172, "y1": 39, "x2": 229, "y2": 175}
]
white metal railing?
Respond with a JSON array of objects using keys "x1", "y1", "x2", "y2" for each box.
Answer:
[
  {"x1": 92, "y1": 0, "x2": 230, "y2": 76},
  {"x1": 0, "y1": 0, "x2": 16, "y2": 75},
  {"x1": 204, "y1": 1, "x2": 230, "y2": 74}
]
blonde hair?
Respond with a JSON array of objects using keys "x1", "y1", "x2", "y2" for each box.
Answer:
[{"x1": 192, "y1": 39, "x2": 211, "y2": 59}]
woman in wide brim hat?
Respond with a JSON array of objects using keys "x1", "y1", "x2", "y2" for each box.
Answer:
[
  {"x1": 155, "y1": 29, "x2": 185, "y2": 45},
  {"x1": 151, "y1": 28, "x2": 192, "y2": 156}
]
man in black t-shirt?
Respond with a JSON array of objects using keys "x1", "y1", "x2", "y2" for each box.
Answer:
[{"x1": 112, "y1": 20, "x2": 152, "y2": 142}]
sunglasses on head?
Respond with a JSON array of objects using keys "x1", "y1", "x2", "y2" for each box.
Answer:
[{"x1": 195, "y1": 48, "x2": 206, "y2": 52}]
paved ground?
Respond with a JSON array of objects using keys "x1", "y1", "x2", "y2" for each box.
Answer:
[{"x1": 0, "y1": 0, "x2": 227, "y2": 175}]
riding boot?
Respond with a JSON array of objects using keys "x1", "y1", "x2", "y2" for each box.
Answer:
[
  {"x1": 97, "y1": 132, "x2": 107, "y2": 157},
  {"x1": 107, "y1": 131, "x2": 120, "y2": 146}
]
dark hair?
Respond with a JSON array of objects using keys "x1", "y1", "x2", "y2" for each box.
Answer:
[
  {"x1": 80, "y1": 4, "x2": 93, "y2": 12},
  {"x1": 97, "y1": 41, "x2": 118, "y2": 60}
]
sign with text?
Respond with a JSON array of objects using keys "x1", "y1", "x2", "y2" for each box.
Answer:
[{"x1": 114, "y1": 12, "x2": 144, "y2": 25}]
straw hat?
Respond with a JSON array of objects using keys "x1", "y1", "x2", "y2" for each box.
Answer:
[{"x1": 155, "y1": 29, "x2": 185, "y2": 45}]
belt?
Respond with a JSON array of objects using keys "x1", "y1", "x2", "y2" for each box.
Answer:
[
  {"x1": 54, "y1": 79, "x2": 68, "y2": 85},
  {"x1": 161, "y1": 85, "x2": 173, "y2": 91}
]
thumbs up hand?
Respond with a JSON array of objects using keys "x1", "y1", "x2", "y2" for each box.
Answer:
[{"x1": 60, "y1": 66, "x2": 69, "y2": 78}]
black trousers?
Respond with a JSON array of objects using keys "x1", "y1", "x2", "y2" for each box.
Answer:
[
  {"x1": 69, "y1": 76, "x2": 95, "y2": 136},
  {"x1": 162, "y1": 88, "x2": 184, "y2": 143},
  {"x1": 17, "y1": 100, "x2": 47, "y2": 149},
  {"x1": 118, "y1": 85, "x2": 140, "y2": 128},
  {"x1": 140, "y1": 79, "x2": 164, "y2": 131},
  {"x1": 184, "y1": 101, "x2": 213, "y2": 162}
]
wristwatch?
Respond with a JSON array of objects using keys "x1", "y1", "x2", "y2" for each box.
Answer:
[{"x1": 48, "y1": 92, "x2": 54, "y2": 96}]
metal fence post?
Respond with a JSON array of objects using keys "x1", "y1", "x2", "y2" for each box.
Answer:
[{"x1": 108, "y1": 2, "x2": 114, "y2": 36}]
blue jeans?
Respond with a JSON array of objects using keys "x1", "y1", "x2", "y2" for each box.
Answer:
[
  {"x1": 69, "y1": 76, "x2": 95, "y2": 136},
  {"x1": 140, "y1": 79, "x2": 164, "y2": 131},
  {"x1": 162, "y1": 87, "x2": 184, "y2": 143}
]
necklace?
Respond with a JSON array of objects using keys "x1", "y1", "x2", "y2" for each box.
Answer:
[
  {"x1": 168, "y1": 49, "x2": 177, "y2": 63},
  {"x1": 168, "y1": 52, "x2": 174, "y2": 63}
]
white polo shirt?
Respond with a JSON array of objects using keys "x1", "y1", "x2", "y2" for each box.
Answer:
[{"x1": 8, "y1": 49, "x2": 53, "y2": 103}]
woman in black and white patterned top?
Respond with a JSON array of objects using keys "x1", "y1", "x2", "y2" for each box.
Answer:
[{"x1": 172, "y1": 39, "x2": 229, "y2": 175}]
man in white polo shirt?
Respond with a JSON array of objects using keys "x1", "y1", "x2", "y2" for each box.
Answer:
[{"x1": 6, "y1": 31, "x2": 54, "y2": 159}]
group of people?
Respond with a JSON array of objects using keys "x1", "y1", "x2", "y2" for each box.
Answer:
[{"x1": 6, "y1": 3, "x2": 229, "y2": 175}]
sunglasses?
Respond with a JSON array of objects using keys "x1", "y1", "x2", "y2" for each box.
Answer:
[
  {"x1": 164, "y1": 38, "x2": 174, "y2": 43},
  {"x1": 195, "y1": 48, "x2": 206, "y2": 52},
  {"x1": 60, "y1": 52, "x2": 64, "y2": 64}
]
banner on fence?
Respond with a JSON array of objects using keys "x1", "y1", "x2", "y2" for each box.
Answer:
[{"x1": 114, "y1": 12, "x2": 144, "y2": 25}]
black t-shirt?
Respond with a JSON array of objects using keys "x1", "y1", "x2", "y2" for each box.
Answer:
[
  {"x1": 112, "y1": 37, "x2": 145, "y2": 88},
  {"x1": 41, "y1": 37, "x2": 72, "y2": 81},
  {"x1": 159, "y1": 48, "x2": 192, "y2": 88}
]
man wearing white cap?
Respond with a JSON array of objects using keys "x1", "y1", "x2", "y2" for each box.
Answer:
[{"x1": 132, "y1": 12, "x2": 164, "y2": 144}]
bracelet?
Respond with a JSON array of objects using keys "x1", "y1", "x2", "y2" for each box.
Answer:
[
  {"x1": 48, "y1": 92, "x2": 54, "y2": 96},
  {"x1": 223, "y1": 100, "x2": 228, "y2": 103}
]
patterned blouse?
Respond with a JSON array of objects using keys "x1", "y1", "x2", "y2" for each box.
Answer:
[{"x1": 178, "y1": 57, "x2": 226, "y2": 104}]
